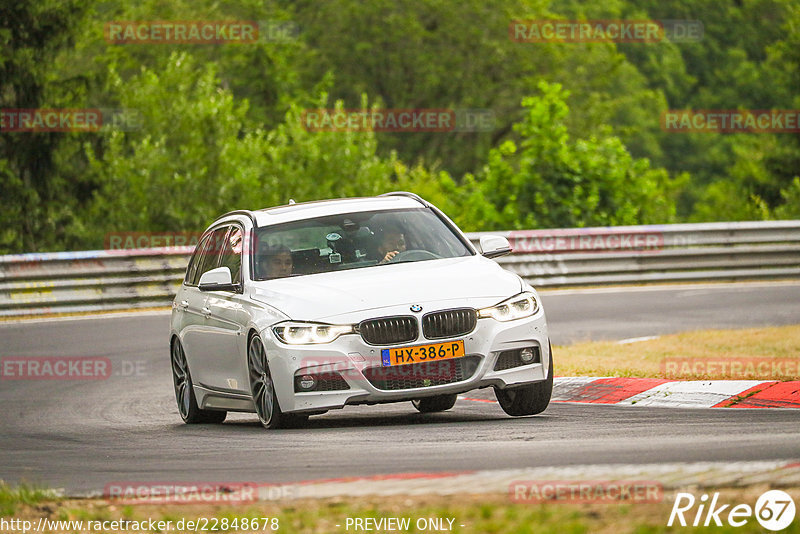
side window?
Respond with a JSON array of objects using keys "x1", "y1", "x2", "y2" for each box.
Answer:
[
  {"x1": 219, "y1": 226, "x2": 243, "y2": 284},
  {"x1": 190, "y1": 226, "x2": 229, "y2": 285},
  {"x1": 184, "y1": 233, "x2": 211, "y2": 286}
]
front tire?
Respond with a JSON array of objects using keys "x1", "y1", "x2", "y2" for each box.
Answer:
[
  {"x1": 494, "y1": 345, "x2": 553, "y2": 417},
  {"x1": 247, "y1": 335, "x2": 306, "y2": 429},
  {"x1": 170, "y1": 339, "x2": 227, "y2": 424},
  {"x1": 412, "y1": 394, "x2": 458, "y2": 413}
]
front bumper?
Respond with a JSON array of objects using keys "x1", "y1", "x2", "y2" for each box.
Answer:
[{"x1": 264, "y1": 309, "x2": 550, "y2": 414}]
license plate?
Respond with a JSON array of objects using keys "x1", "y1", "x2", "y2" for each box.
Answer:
[{"x1": 381, "y1": 340, "x2": 465, "y2": 367}]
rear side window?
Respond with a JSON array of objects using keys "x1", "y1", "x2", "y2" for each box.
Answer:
[
  {"x1": 186, "y1": 226, "x2": 229, "y2": 286},
  {"x1": 184, "y1": 233, "x2": 211, "y2": 285}
]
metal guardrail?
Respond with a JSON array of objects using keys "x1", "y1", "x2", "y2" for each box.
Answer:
[{"x1": 1, "y1": 221, "x2": 799, "y2": 317}]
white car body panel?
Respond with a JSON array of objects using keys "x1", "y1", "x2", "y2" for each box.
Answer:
[{"x1": 249, "y1": 256, "x2": 522, "y2": 321}]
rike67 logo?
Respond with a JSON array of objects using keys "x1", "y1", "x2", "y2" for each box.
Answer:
[{"x1": 668, "y1": 490, "x2": 796, "y2": 531}]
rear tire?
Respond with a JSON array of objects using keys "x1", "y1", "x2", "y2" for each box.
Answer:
[
  {"x1": 412, "y1": 394, "x2": 458, "y2": 413},
  {"x1": 170, "y1": 338, "x2": 227, "y2": 424},
  {"x1": 494, "y1": 345, "x2": 553, "y2": 417}
]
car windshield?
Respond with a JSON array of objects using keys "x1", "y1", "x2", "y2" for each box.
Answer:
[{"x1": 252, "y1": 207, "x2": 472, "y2": 280}]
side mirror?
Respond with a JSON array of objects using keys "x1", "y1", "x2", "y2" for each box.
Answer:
[
  {"x1": 479, "y1": 235, "x2": 512, "y2": 259},
  {"x1": 198, "y1": 267, "x2": 239, "y2": 292}
]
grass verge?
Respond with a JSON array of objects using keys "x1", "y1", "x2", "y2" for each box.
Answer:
[
  {"x1": 554, "y1": 325, "x2": 800, "y2": 380},
  {"x1": 2, "y1": 487, "x2": 799, "y2": 533},
  {"x1": 0, "y1": 482, "x2": 60, "y2": 516}
]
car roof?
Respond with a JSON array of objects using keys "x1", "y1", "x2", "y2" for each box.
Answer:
[{"x1": 215, "y1": 193, "x2": 428, "y2": 228}]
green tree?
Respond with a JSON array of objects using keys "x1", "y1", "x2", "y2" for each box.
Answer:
[
  {"x1": 290, "y1": 0, "x2": 669, "y2": 179},
  {"x1": 464, "y1": 82, "x2": 683, "y2": 230},
  {"x1": 77, "y1": 54, "x2": 400, "y2": 246},
  {"x1": 619, "y1": 0, "x2": 800, "y2": 219},
  {"x1": 0, "y1": 0, "x2": 91, "y2": 253}
]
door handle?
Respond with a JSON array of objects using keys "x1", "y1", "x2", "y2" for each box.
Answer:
[
  {"x1": 180, "y1": 300, "x2": 189, "y2": 309},
  {"x1": 202, "y1": 307, "x2": 211, "y2": 318}
]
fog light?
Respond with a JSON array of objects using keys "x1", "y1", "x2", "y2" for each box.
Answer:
[
  {"x1": 298, "y1": 374, "x2": 317, "y2": 390},
  {"x1": 519, "y1": 347, "x2": 535, "y2": 363}
]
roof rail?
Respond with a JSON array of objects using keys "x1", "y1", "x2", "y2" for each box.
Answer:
[
  {"x1": 213, "y1": 210, "x2": 257, "y2": 224},
  {"x1": 378, "y1": 191, "x2": 429, "y2": 206}
]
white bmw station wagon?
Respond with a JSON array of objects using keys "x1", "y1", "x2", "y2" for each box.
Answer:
[{"x1": 170, "y1": 192, "x2": 552, "y2": 429}]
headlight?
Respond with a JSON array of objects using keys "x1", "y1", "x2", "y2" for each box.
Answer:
[
  {"x1": 272, "y1": 321, "x2": 354, "y2": 345},
  {"x1": 477, "y1": 292, "x2": 538, "y2": 321}
]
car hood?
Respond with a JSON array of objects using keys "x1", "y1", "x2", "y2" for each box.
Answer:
[{"x1": 249, "y1": 256, "x2": 523, "y2": 321}]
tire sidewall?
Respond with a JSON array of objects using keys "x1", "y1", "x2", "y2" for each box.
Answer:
[{"x1": 248, "y1": 335, "x2": 282, "y2": 429}]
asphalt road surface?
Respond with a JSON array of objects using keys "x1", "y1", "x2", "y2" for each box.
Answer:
[
  {"x1": 543, "y1": 281, "x2": 800, "y2": 344},
  {"x1": 1, "y1": 281, "x2": 799, "y2": 493}
]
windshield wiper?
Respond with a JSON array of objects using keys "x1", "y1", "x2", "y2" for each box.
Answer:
[{"x1": 386, "y1": 259, "x2": 422, "y2": 265}]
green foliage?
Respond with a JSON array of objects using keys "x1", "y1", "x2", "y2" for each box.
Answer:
[
  {"x1": 80, "y1": 53, "x2": 264, "y2": 241},
  {"x1": 618, "y1": 0, "x2": 800, "y2": 218},
  {"x1": 1, "y1": 0, "x2": 797, "y2": 254},
  {"x1": 469, "y1": 82, "x2": 682, "y2": 230},
  {"x1": 76, "y1": 54, "x2": 398, "y2": 247},
  {"x1": 775, "y1": 178, "x2": 800, "y2": 219},
  {"x1": 291, "y1": 0, "x2": 671, "y2": 179},
  {"x1": 0, "y1": 0, "x2": 92, "y2": 253}
]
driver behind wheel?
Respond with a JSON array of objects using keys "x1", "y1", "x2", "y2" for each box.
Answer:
[{"x1": 376, "y1": 228, "x2": 407, "y2": 264}]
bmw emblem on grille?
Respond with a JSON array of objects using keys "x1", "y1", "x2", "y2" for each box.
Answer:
[{"x1": 410, "y1": 304, "x2": 423, "y2": 313}]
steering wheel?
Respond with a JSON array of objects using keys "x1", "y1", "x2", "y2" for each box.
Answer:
[{"x1": 387, "y1": 249, "x2": 441, "y2": 262}]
